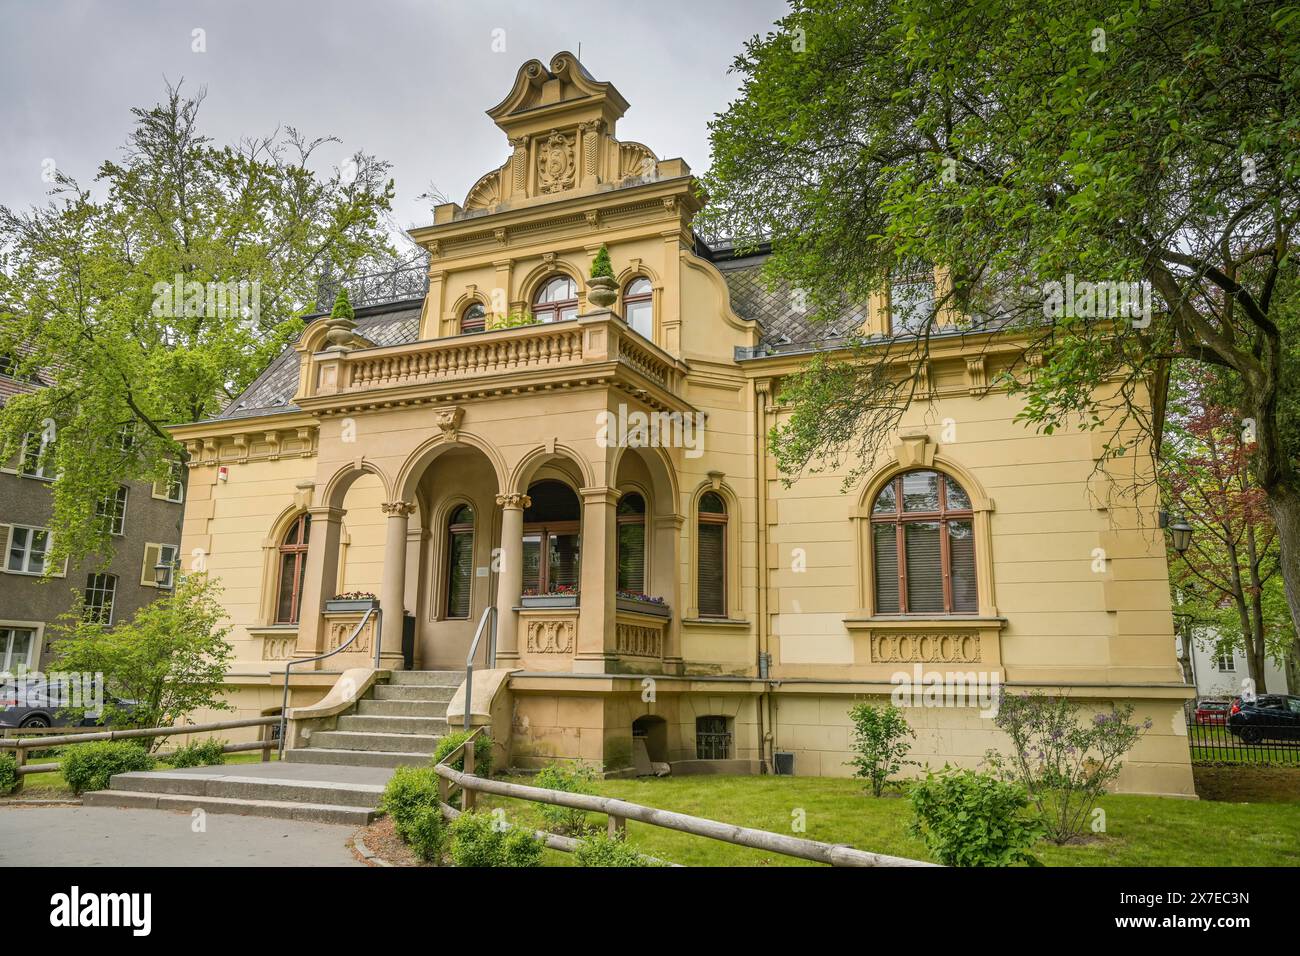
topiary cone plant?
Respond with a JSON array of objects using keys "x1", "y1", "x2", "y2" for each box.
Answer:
[
  {"x1": 587, "y1": 244, "x2": 618, "y2": 308},
  {"x1": 324, "y1": 285, "x2": 357, "y2": 350},
  {"x1": 330, "y1": 285, "x2": 356, "y2": 321}
]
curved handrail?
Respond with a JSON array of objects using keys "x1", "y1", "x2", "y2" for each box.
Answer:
[
  {"x1": 278, "y1": 604, "x2": 382, "y2": 758},
  {"x1": 462, "y1": 605, "x2": 497, "y2": 731}
]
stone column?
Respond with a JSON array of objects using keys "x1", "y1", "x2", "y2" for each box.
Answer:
[
  {"x1": 654, "y1": 513, "x2": 685, "y2": 674},
  {"x1": 493, "y1": 493, "x2": 530, "y2": 665},
  {"x1": 575, "y1": 486, "x2": 619, "y2": 673},
  {"x1": 380, "y1": 501, "x2": 416, "y2": 669},
  {"x1": 295, "y1": 506, "x2": 346, "y2": 660}
]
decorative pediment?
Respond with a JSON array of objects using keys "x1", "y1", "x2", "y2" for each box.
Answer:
[{"x1": 487, "y1": 51, "x2": 629, "y2": 122}]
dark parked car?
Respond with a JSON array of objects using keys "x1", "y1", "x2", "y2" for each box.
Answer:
[
  {"x1": 1226, "y1": 694, "x2": 1300, "y2": 743},
  {"x1": 1195, "y1": 699, "x2": 1231, "y2": 725},
  {"x1": 0, "y1": 680, "x2": 135, "y2": 729}
]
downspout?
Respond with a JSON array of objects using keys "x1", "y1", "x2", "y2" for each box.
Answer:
[{"x1": 754, "y1": 379, "x2": 774, "y2": 772}]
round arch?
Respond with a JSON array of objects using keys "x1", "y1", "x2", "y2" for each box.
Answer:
[
  {"x1": 396, "y1": 430, "x2": 508, "y2": 504},
  {"x1": 608, "y1": 442, "x2": 681, "y2": 519},
  {"x1": 517, "y1": 260, "x2": 586, "y2": 310},
  {"x1": 322, "y1": 458, "x2": 393, "y2": 511},
  {"x1": 508, "y1": 442, "x2": 595, "y2": 496}
]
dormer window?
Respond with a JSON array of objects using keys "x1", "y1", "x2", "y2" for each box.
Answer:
[
  {"x1": 533, "y1": 276, "x2": 579, "y2": 323},
  {"x1": 461, "y1": 302, "x2": 486, "y2": 334},
  {"x1": 623, "y1": 277, "x2": 653, "y2": 339}
]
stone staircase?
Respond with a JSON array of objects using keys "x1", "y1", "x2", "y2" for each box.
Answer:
[
  {"x1": 83, "y1": 670, "x2": 462, "y2": 825},
  {"x1": 287, "y1": 669, "x2": 460, "y2": 769}
]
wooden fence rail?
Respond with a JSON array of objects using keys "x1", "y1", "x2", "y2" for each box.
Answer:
[{"x1": 431, "y1": 730, "x2": 933, "y2": 868}]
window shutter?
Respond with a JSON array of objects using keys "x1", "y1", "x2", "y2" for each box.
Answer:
[
  {"x1": 617, "y1": 521, "x2": 646, "y2": 592},
  {"x1": 152, "y1": 477, "x2": 168, "y2": 499},
  {"x1": 873, "y1": 523, "x2": 900, "y2": 613},
  {"x1": 903, "y1": 521, "x2": 944, "y2": 613},
  {"x1": 948, "y1": 519, "x2": 977, "y2": 612},
  {"x1": 446, "y1": 531, "x2": 473, "y2": 618},
  {"x1": 697, "y1": 523, "x2": 725, "y2": 617},
  {"x1": 140, "y1": 542, "x2": 160, "y2": 586}
]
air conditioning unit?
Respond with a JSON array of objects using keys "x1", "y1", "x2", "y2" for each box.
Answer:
[{"x1": 773, "y1": 751, "x2": 795, "y2": 776}]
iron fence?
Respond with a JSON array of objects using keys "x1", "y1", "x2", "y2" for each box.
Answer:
[{"x1": 1185, "y1": 713, "x2": 1300, "y2": 765}]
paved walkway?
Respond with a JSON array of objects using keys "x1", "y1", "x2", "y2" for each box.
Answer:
[{"x1": 0, "y1": 805, "x2": 366, "y2": 866}]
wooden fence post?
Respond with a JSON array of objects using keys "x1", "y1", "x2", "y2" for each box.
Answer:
[
  {"x1": 607, "y1": 814, "x2": 626, "y2": 839},
  {"x1": 13, "y1": 745, "x2": 26, "y2": 794},
  {"x1": 463, "y1": 740, "x2": 477, "y2": 811}
]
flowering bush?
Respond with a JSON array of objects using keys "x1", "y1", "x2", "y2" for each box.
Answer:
[
  {"x1": 521, "y1": 584, "x2": 578, "y2": 597},
  {"x1": 330, "y1": 591, "x2": 376, "y2": 601},
  {"x1": 987, "y1": 690, "x2": 1150, "y2": 844},
  {"x1": 615, "y1": 590, "x2": 665, "y2": 604}
]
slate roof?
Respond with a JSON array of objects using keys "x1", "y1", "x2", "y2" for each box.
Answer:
[{"x1": 215, "y1": 300, "x2": 422, "y2": 421}]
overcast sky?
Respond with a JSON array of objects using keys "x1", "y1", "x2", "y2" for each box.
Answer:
[{"x1": 0, "y1": 0, "x2": 789, "y2": 242}]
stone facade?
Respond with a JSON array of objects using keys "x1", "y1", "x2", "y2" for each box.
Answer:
[{"x1": 170, "y1": 53, "x2": 1195, "y2": 796}]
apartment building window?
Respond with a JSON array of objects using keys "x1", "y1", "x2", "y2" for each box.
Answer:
[
  {"x1": 617, "y1": 492, "x2": 646, "y2": 592},
  {"x1": 445, "y1": 505, "x2": 475, "y2": 619},
  {"x1": 275, "y1": 514, "x2": 311, "y2": 624},
  {"x1": 521, "y1": 481, "x2": 581, "y2": 595},
  {"x1": 532, "y1": 276, "x2": 579, "y2": 324},
  {"x1": 19, "y1": 433, "x2": 53, "y2": 479},
  {"x1": 84, "y1": 574, "x2": 118, "y2": 625},
  {"x1": 142, "y1": 542, "x2": 179, "y2": 589},
  {"x1": 7, "y1": 526, "x2": 50, "y2": 575},
  {"x1": 0, "y1": 353, "x2": 35, "y2": 383},
  {"x1": 1216, "y1": 652, "x2": 1236, "y2": 673},
  {"x1": 889, "y1": 268, "x2": 935, "y2": 335},
  {"x1": 872, "y1": 469, "x2": 976, "y2": 614},
  {"x1": 623, "y1": 277, "x2": 653, "y2": 339},
  {"x1": 153, "y1": 461, "x2": 184, "y2": 503},
  {"x1": 0, "y1": 626, "x2": 37, "y2": 672},
  {"x1": 95, "y1": 486, "x2": 129, "y2": 536}
]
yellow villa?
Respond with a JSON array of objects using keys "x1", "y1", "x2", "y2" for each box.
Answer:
[{"x1": 168, "y1": 52, "x2": 1195, "y2": 796}]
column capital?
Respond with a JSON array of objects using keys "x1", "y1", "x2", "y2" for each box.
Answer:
[
  {"x1": 495, "y1": 492, "x2": 532, "y2": 510},
  {"x1": 381, "y1": 501, "x2": 417, "y2": 517}
]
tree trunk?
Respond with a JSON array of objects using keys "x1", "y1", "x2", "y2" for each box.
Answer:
[{"x1": 1266, "y1": 482, "x2": 1300, "y2": 693}]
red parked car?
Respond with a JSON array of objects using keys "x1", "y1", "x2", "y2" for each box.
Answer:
[{"x1": 1195, "y1": 699, "x2": 1230, "y2": 725}]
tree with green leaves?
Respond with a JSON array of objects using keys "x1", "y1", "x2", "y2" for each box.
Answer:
[
  {"x1": 51, "y1": 572, "x2": 234, "y2": 739},
  {"x1": 0, "y1": 84, "x2": 396, "y2": 570},
  {"x1": 701, "y1": 1, "x2": 1300, "y2": 625}
]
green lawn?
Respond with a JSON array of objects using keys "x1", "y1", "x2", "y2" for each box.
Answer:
[
  {"x1": 477, "y1": 775, "x2": 1300, "y2": 867},
  {"x1": 4, "y1": 750, "x2": 279, "y2": 799}
]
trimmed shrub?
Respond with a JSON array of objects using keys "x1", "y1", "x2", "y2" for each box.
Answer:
[
  {"x1": 61, "y1": 741, "x2": 155, "y2": 795},
  {"x1": 846, "y1": 702, "x2": 916, "y2": 796},
  {"x1": 590, "y1": 244, "x2": 614, "y2": 279},
  {"x1": 381, "y1": 766, "x2": 440, "y2": 837},
  {"x1": 533, "y1": 761, "x2": 596, "y2": 834},
  {"x1": 0, "y1": 752, "x2": 18, "y2": 795},
  {"x1": 330, "y1": 286, "x2": 355, "y2": 321},
  {"x1": 448, "y1": 811, "x2": 543, "y2": 868},
  {"x1": 908, "y1": 766, "x2": 1044, "y2": 867},
  {"x1": 166, "y1": 739, "x2": 227, "y2": 768},
  {"x1": 574, "y1": 832, "x2": 663, "y2": 867},
  {"x1": 432, "y1": 731, "x2": 492, "y2": 777},
  {"x1": 405, "y1": 804, "x2": 447, "y2": 863}
]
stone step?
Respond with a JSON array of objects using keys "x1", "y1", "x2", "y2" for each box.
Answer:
[
  {"x1": 336, "y1": 714, "x2": 448, "y2": 736},
  {"x1": 106, "y1": 770, "x2": 384, "y2": 809},
  {"x1": 356, "y1": 698, "x2": 448, "y2": 718},
  {"x1": 308, "y1": 730, "x2": 439, "y2": 754},
  {"x1": 372, "y1": 684, "x2": 457, "y2": 702},
  {"x1": 286, "y1": 747, "x2": 432, "y2": 769},
  {"x1": 82, "y1": 789, "x2": 377, "y2": 826},
  {"x1": 386, "y1": 670, "x2": 465, "y2": 687}
]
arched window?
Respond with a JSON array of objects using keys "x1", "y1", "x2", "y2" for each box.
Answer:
[
  {"x1": 871, "y1": 470, "x2": 975, "y2": 614},
  {"x1": 532, "y1": 276, "x2": 579, "y2": 324},
  {"x1": 697, "y1": 491, "x2": 727, "y2": 617},
  {"x1": 445, "y1": 504, "x2": 475, "y2": 618},
  {"x1": 275, "y1": 513, "x2": 311, "y2": 624},
  {"x1": 522, "y1": 480, "x2": 581, "y2": 594},
  {"x1": 623, "y1": 277, "x2": 653, "y2": 339},
  {"x1": 617, "y1": 492, "x2": 646, "y2": 592},
  {"x1": 461, "y1": 302, "x2": 486, "y2": 334}
]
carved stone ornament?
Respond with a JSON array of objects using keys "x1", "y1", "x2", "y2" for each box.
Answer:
[
  {"x1": 381, "y1": 501, "x2": 417, "y2": 517},
  {"x1": 537, "y1": 130, "x2": 577, "y2": 194},
  {"x1": 495, "y1": 493, "x2": 533, "y2": 509},
  {"x1": 435, "y1": 406, "x2": 463, "y2": 440}
]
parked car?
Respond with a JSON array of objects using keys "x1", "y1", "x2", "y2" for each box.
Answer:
[
  {"x1": 1226, "y1": 694, "x2": 1300, "y2": 743},
  {"x1": 0, "y1": 680, "x2": 136, "y2": 730},
  {"x1": 1194, "y1": 699, "x2": 1231, "y2": 725}
]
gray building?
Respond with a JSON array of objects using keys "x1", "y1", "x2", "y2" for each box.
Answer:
[{"x1": 0, "y1": 357, "x2": 182, "y2": 674}]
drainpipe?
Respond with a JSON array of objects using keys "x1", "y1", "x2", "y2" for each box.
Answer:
[{"x1": 754, "y1": 379, "x2": 774, "y2": 772}]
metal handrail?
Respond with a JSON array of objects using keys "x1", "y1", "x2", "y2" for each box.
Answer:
[
  {"x1": 278, "y1": 604, "x2": 382, "y2": 758},
  {"x1": 462, "y1": 605, "x2": 497, "y2": 731}
]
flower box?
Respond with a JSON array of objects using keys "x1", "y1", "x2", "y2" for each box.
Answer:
[
  {"x1": 520, "y1": 594, "x2": 579, "y2": 608},
  {"x1": 616, "y1": 596, "x2": 670, "y2": 618},
  {"x1": 325, "y1": 598, "x2": 379, "y2": 614}
]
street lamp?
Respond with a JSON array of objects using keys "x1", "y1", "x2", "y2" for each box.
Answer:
[
  {"x1": 153, "y1": 556, "x2": 176, "y2": 588},
  {"x1": 1167, "y1": 517, "x2": 1193, "y2": 555}
]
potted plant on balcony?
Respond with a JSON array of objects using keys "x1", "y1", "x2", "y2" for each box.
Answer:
[
  {"x1": 325, "y1": 591, "x2": 379, "y2": 613},
  {"x1": 615, "y1": 590, "x2": 670, "y2": 618},
  {"x1": 586, "y1": 244, "x2": 618, "y2": 308},
  {"x1": 520, "y1": 584, "x2": 579, "y2": 608}
]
